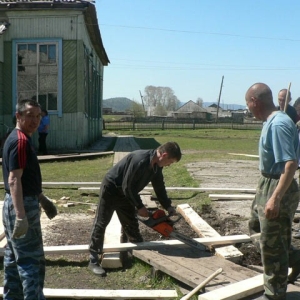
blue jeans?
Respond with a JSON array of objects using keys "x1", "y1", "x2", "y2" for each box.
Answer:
[{"x1": 2, "y1": 193, "x2": 45, "y2": 300}]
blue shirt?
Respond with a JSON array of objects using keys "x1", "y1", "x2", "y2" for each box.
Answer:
[
  {"x1": 38, "y1": 115, "x2": 50, "y2": 133},
  {"x1": 259, "y1": 111, "x2": 299, "y2": 174}
]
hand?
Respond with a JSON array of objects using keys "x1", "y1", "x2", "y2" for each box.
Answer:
[
  {"x1": 264, "y1": 199, "x2": 280, "y2": 219},
  {"x1": 167, "y1": 206, "x2": 177, "y2": 216},
  {"x1": 296, "y1": 120, "x2": 300, "y2": 130},
  {"x1": 12, "y1": 216, "x2": 28, "y2": 238},
  {"x1": 40, "y1": 196, "x2": 57, "y2": 219},
  {"x1": 137, "y1": 206, "x2": 149, "y2": 218}
]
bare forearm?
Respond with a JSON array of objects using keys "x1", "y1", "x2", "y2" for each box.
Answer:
[
  {"x1": 9, "y1": 174, "x2": 25, "y2": 218},
  {"x1": 272, "y1": 160, "x2": 298, "y2": 202}
]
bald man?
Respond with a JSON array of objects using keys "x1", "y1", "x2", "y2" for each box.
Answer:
[
  {"x1": 246, "y1": 83, "x2": 300, "y2": 300},
  {"x1": 277, "y1": 88, "x2": 298, "y2": 123}
]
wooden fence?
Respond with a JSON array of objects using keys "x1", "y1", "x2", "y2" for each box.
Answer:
[{"x1": 103, "y1": 120, "x2": 263, "y2": 131}]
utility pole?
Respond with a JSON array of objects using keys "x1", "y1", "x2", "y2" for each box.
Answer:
[
  {"x1": 139, "y1": 90, "x2": 146, "y2": 117},
  {"x1": 216, "y1": 76, "x2": 224, "y2": 123}
]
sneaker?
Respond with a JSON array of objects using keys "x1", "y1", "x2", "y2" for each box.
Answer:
[
  {"x1": 288, "y1": 264, "x2": 300, "y2": 284},
  {"x1": 88, "y1": 261, "x2": 106, "y2": 277}
]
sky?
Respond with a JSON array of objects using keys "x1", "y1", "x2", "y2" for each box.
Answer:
[{"x1": 95, "y1": 0, "x2": 300, "y2": 108}]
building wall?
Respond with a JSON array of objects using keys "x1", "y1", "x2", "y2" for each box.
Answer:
[{"x1": 0, "y1": 9, "x2": 105, "y2": 150}]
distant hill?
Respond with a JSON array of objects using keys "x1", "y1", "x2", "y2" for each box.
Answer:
[{"x1": 103, "y1": 97, "x2": 134, "y2": 112}]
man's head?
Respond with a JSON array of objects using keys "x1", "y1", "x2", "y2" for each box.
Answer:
[
  {"x1": 294, "y1": 97, "x2": 300, "y2": 117},
  {"x1": 156, "y1": 141, "x2": 182, "y2": 167},
  {"x1": 245, "y1": 83, "x2": 274, "y2": 121},
  {"x1": 16, "y1": 99, "x2": 42, "y2": 136},
  {"x1": 278, "y1": 89, "x2": 291, "y2": 111}
]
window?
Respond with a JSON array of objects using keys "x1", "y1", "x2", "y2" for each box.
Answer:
[
  {"x1": 84, "y1": 45, "x2": 101, "y2": 118},
  {"x1": 13, "y1": 39, "x2": 62, "y2": 115}
]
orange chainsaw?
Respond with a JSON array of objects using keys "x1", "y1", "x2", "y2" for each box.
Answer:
[{"x1": 138, "y1": 209, "x2": 207, "y2": 251}]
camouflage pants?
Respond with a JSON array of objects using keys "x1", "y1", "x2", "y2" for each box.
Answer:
[
  {"x1": 249, "y1": 177, "x2": 300, "y2": 300},
  {"x1": 2, "y1": 193, "x2": 45, "y2": 300}
]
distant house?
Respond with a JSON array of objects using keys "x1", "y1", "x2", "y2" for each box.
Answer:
[
  {"x1": 172, "y1": 100, "x2": 209, "y2": 119},
  {"x1": 103, "y1": 108, "x2": 113, "y2": 115},
  {"x1": 0, "y1": 0, "x2": 109, "y2": 150}
]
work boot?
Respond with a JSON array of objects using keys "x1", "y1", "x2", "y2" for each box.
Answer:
[
  {"x1": 255, "y1": 295, "x2": 275, "y2": 299},
  {"x1": 88, "y1": 261, "x2": 106, "y2": 277},
  {"x1": 288, "y1": 264, "x2": 300, "y2": 284}
]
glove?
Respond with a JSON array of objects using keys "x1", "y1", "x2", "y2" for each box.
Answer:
[
  {"x1": 40, "y1": 196, "x2": 57, "y2": 219},
  {"x1": 12, "y1": 216, "x2": 28, "y2": 239},
  {"x1": 167, "y1": 206, "x2": 177, "y2": 216}
]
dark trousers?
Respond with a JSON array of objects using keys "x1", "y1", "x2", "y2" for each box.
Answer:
[
  {"x1": 89, "y1": 179, "x2": 143, "y2": 256},
  {"x1": 38, "y1": 133, "x2": 48, "y2": 155},
  {"x1": 3, "y1": 194, "x2": 45, "y2": 300}
]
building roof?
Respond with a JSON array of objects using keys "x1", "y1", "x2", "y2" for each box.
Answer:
[
  {"x1": 0, "y1": 0, "x2": 110, "y2": 65},
  {"x1": 174, "y1": 100, "x2": 207, "y2": 113}
]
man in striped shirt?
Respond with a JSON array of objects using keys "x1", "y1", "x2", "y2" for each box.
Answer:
[{"x1": 2, "y1": 99, "x2": 57, "y2": 300}]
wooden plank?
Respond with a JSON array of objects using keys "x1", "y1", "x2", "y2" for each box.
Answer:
[
  {"x1": 209, "y1": 194, "x2": 255, "y2": 200},
  {"x1": 141, "y1": 194, "x2": 158, "y2": 209},
  {"x1": 177, "y1": 204, "x2": 243, "y2": 263},
  {"x1": 197, "y1": 274, "x2": 264, "y2": 300},
  {"x1": 0, "y1": 235, "x2": 251, "y2": 256},
  {"x1": 78, "y1": 187, "x2": 256, "y2": 193},
  {"x1": 101, "y1": 212, "x2": 123, "y2": 269},
  {"x1": 0, "y1": 287, "x2": 177, "y2": 299},
  {"x1": 133, "y1": 248, "x2": 260, "y2": 291},
  {"x1": 198, "y1": 269, "x2": 300, "y2": 300},
  {"x1": 228, "y1": 153, "x2": 259, "y2": 158}
]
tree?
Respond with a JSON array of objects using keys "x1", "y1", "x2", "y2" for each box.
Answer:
[
  {"x1": 143, "y1": 86, "x2": 180, "y2": 111},
  {"x1": 196, "y1": 97, "x2": 203, "y2": 107},
  {"x1": 154, "y1": 103, "x2": 167, "y2": 116},
  {"x1": 131, "y1": 100, "x2": 145, "y2": 118}
]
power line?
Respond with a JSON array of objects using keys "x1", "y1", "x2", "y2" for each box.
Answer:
[{"x1": 99, "y1": 23, "x2": 300, "y2": 42}]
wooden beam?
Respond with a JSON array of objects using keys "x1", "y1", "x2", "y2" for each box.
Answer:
[
  {"x1": 197, "y1": 274, "x2": 263, "y2": 300},
  {"x1": 209, "y1": 194, "x2": 255, "y2": 200},
  {"x1": 78, "y1": 187, "x2": 256, "y2": 193},
  {"x1": 0, "y1": 287, "x2": 177, "y2": 299},
  {"x1": 101, "y1": 212, "x2": 123, "y2": 268},
  {"x1": 177, "y1": 204, "x2": 243, "y2": 263},
  {"x1": 227, "y1": 153, "x2": 259, "y2": 158},
  {"x1": 0, "y1": 235, "x2": 251, "y2": 256}
]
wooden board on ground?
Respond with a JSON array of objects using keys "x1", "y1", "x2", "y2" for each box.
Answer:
[
  {"x1": 209, "y1": 194, "x2": 255, "y2": 200},
  {"x1": 78, "y1": 187, "x2": 256, "y2": 193},
  {"x1": 141, "y1": 194, "x2": 158, "y2": 209},
  {"x1": 198, "y1": 272, "x2": 300, "y2": 300},
  {"x1": 0, "y1": 234, "x2": 251, "y2": 256},
  {"x1": 197, "y1": 274, "x2": 263, "y2": 300},
  {"x1": 133, "y1": 247, "x2": 260, "y2": 292},
  {"x1": 101, "y1": 212, "x2": 123, "y2": 269},
  {"x1": 177, "y1": 204, "x2": 243, "y2": 263},
  {"x1": 0, "y1": 287, "x2": 177, "y2": 299}
]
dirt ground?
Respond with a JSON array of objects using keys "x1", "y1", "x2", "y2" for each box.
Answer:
[{"x1": 38, "y1": 158, "x2": 300, "y2": 294}]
